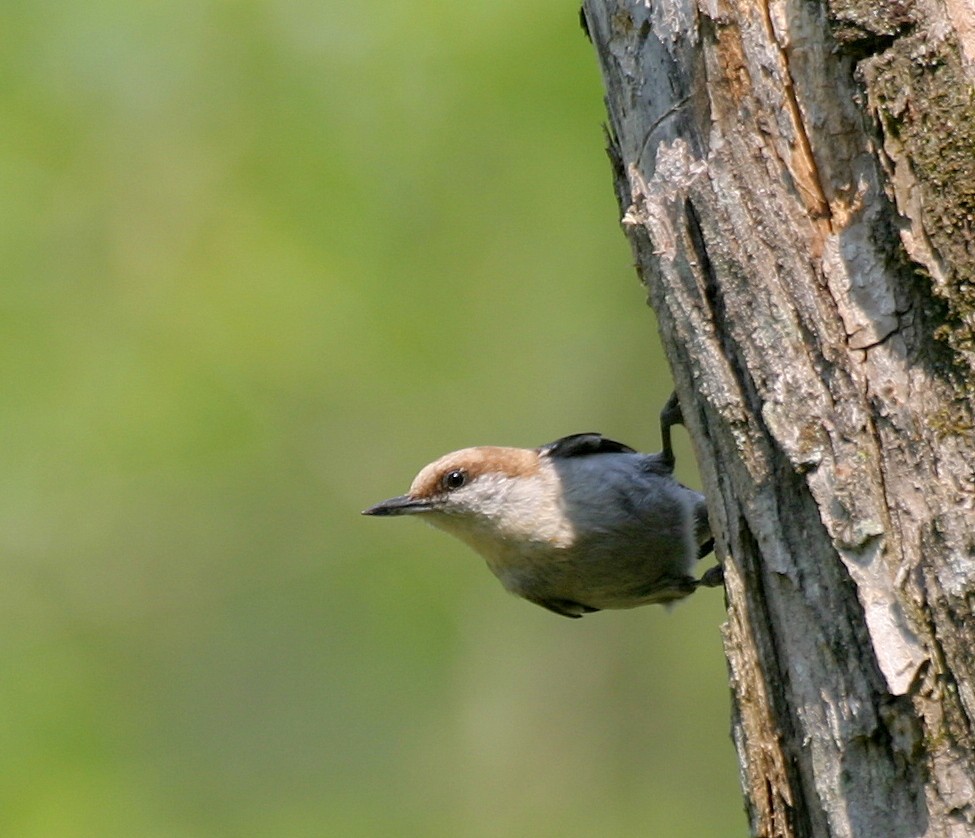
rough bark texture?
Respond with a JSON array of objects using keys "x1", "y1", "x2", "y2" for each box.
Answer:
[{"x1": 582, "y1": 0, "x2": 975, "y2": 835}]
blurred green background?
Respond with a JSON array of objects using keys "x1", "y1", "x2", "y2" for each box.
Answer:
[{"x1": 1, "y1": 1, "x2": 743, "y2": 835}]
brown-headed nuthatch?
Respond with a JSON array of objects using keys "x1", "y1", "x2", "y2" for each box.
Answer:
[{"x1": 363, "y1": 393, "x2": 720, "y2": 618}]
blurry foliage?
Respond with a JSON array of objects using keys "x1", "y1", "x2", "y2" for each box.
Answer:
[{"x1": 0, "y1": 1, "x2": 742, "y2": 835}]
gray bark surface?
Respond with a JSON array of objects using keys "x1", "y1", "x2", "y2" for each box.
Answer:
[{"x1": 582, "y1": 1, "x2": 975, "y2": 835}]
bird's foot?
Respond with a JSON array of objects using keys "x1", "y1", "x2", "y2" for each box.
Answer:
[{"x1": 697, "y1": 564, "x2": 724, "y2": 588}]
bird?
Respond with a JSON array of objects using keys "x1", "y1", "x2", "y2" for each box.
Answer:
[{"x1": 362, "y1": 392, "x2": 720, "y2": 618}]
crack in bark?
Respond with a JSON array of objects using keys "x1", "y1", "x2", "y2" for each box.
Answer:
[
  {"x1": 736, "y1": 513, "x2": 821, "y2": 838},
  {"x1": 638, "y1": 95, "x2": 694, "y2": 164},
  {"x1": 757, "y1": 0, "x2": 833, "y2": 230},
  {"x1": 685, "y1": 197, "x2": 737, "y2": 368}
]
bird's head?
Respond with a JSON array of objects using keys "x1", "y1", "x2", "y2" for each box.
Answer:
[
  {"x1": 363, "y1": 446, "x2": 539, "y2": 519},
  {"x1": 362, "y1": 445, "x2": 570, "y2": 556}
]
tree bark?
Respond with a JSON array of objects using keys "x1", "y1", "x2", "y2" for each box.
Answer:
[{"x1": 582, "y1": 0, "x2": 975, "y2": 835}]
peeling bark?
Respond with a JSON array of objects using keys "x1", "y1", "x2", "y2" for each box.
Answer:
[{"x1": 582, "y1": 0, "x2": 975, "y2": 835}]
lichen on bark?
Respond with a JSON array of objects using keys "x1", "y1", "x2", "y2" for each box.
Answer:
[{"x1": 860, "y1": 28, "x2": 975, "y2": 383}]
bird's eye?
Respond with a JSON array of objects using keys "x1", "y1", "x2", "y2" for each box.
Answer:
[{"x1": 442, "y1": 469, "x2": 467, "y2": 491}]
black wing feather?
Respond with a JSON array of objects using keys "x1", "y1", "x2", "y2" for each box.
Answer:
[{"x1": 538, "y1": 432, "x2": 636, "y2": 459}]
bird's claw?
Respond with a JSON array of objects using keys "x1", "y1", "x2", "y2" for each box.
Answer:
[{"x1": 697, "y1": 564, "x2": 724, "y2": 588}]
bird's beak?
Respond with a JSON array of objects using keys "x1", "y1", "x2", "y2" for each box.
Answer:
[{"x1": 361, "y1": 494, "x2": 433, "y2": 516}]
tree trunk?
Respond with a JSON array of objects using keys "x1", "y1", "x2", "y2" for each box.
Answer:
[{"x1": 581, "y1": 0, "x2": 975, "y2": 835}]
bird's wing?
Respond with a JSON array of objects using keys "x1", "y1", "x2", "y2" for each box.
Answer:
[
  {"x1": 537, "y1": 433, "x2": 636, "y2": 459},
  {"x1": 525, "y1": 594, "x2": 602, "y2": 618}
]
